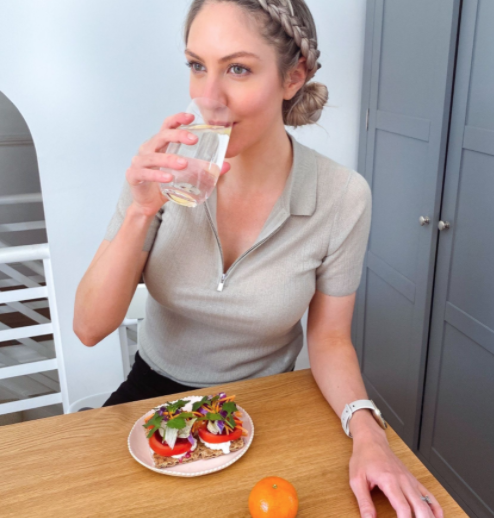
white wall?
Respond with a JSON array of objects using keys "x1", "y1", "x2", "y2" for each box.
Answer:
[{"x1": 0, "y1": 0, "x2": 366, "y2": 405}]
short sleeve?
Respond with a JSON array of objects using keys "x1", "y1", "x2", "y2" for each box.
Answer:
[
  {"x1": 103, "y1": 180, "x2": 164, "y2": 252},
  {"x1": 316, "y1": 170, "x2": 372, "y2": 297}
]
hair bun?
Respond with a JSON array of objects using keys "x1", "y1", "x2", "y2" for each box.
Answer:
[{"x1": 283, "y1": 80, "x2": 329, "y2": 128}]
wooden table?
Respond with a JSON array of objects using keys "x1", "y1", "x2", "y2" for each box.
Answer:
[{"x1": 0, "y1": 369, "x2": 466, "y2": 517}]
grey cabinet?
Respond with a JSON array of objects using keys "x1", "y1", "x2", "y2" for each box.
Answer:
[
  {"x1": 356, "y1": 1, "x2": 493, "y2": 516},
  {"x1": 354, "y1": 0, "x2": 461, "y2": 445},
  {"x1": 420, "y1": 1, "x2": 494, "y2": 517}
]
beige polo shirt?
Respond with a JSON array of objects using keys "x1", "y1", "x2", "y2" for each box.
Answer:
[{"x1": 104, "y1": 131, "x2": 372, "y2": 387}]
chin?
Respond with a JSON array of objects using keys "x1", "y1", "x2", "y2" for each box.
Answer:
[
  {"x1": 225, "y1": 129, "x2": 257, "y2": 158},
  {"x1": 224, "y1": 138, "x2": 246, "y2": 158},
  {"x1": 225, "y1": 147, "x2": 240, "y2": 159}
]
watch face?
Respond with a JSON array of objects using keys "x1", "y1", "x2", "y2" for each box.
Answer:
[{"x1": 370, "y1": 401, "x2": 386, "y2": 427}]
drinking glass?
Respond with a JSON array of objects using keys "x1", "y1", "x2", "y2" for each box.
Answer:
[{"x1": 159, "y1": 97, "x2": 233, "y2": 207}]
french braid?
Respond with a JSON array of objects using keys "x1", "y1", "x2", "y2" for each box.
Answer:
[{"x1": 257, "y1": 0, "x2": 322, "y2": 83}]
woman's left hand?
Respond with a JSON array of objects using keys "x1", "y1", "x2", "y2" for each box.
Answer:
[{"x1": 349, "y1": 425, "x2": 444, "y2": 518}]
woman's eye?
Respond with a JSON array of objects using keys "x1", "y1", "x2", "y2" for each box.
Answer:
[
  {"x1": 185, "y1": 61, "x2": 250, "y2": 76},
  {"x1": 230, "y1": 65, "x2": 250, "y2": 76},
  {"x1": 185, "y1": 61, "x2": 204, "y2": 72}
]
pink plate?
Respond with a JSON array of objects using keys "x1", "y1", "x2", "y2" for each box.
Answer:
[{"x1": 128, "y1": 395, "x2": 254, "y2": 477}]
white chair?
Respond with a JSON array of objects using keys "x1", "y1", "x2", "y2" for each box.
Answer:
[
  {"x1": 118, "y1": 283, "x2": 147, "y2": 379},
  {"x1": 68, "y1": 283, "x2": 148, "y2": 413},
  {"x1": 0, "y1": 193, "x2": 68, "y2": 423},
  {"x1": 0, "y1": 243, "x2": 70, "y2": 417}
]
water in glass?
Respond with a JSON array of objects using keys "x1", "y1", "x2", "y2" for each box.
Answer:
[{"x1": 160, "y1": 123, "x2": 231, "y2": 207}]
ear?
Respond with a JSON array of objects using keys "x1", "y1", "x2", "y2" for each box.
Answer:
[{"x1": 283, "y1": 56, "x2": 308, "y2": 101}]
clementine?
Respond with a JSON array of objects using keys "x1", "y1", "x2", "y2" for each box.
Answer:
[{"x1": 248, "y1": 476, "x2": 299, "y2": 518}]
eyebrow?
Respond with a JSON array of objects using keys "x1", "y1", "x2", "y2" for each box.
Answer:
[{"x1": 184, "y1": 49, "x2": 261, "y2": 63}]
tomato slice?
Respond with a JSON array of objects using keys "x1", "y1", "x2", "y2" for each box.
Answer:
[
  {"x1": 198, "y1": 424, "x2": 242, "y2": 443},
  {"x1": 149, "y1": 431, "x2": 193, "y2": 457}
]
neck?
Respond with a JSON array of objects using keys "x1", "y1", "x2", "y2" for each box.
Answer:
[{"x1": 220, "y1": 123, "x2": 293, "y2": 195}]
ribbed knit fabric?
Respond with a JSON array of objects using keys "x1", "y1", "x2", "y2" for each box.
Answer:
[{"x1": 104, "y1": 131, "x2": 372, "y2": 387}]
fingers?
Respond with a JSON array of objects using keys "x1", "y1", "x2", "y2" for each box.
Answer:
[
  {"x1": 160, "y1": 112, "x2": 195, "y2": 132},
  {"x1": 220, "y1": 160, "x2": 231, "y2": 175},
  {"x1": 140, "y1": 127, "x2": 198, "y2": 155},
  {"x1": 378, "y1": 477, "x2": 413, "y2": 518},
  {"x1": 417, "y1": 482, "x2": 444, "y2": 518},
  {"x1": 400, "y1": 479, "x2": 435, "y2": 518},
  {"x1": 126, "y1": 166, "x2": 174, "y2": 187},
  {"x1": 349, "y1": 475, "x2": 377, "y2": 518},
  {"x1": 131, "y1": 151, "x2": 189, "y2": 171}
]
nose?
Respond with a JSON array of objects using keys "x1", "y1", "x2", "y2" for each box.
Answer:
[{"x1": 192, "y1": 75, "x2": 228, "y2": 109}]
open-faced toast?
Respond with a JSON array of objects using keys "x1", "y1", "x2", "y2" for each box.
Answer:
[{"x1": 142, "y1": 392, "x2": 248, "y2": 468}]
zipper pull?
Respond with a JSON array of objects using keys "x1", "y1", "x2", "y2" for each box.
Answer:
[{"x1": 217, "y1": 273, "x2": 226, "y2": 292}]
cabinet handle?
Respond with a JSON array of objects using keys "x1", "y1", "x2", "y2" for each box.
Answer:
[
  {"x1": 438, "y1": 220, "x2": 450, "y2": 231},
  {"x1": 419, "y1": 216, "x2": 430, "y2": 226}
]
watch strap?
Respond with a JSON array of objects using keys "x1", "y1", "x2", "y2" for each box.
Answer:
[{"x1": 341, "y1": 399, "x2": 380, "y2": 438}]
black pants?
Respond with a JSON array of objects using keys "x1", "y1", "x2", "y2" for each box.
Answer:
[{"x1": 102, "y1": 350, "x2": 295, "y2": 407}]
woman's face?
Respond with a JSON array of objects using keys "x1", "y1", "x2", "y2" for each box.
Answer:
[{"x1": 186, "y1": 2, "x2": 292, "y2": 157}]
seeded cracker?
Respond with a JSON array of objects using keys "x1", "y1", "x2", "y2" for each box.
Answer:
[{"x1": 150, "y1": 436, "x2": 245, "y2": 468}]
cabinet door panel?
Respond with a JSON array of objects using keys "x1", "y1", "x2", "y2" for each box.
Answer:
[
  {"x1": 420, "y1": 1, "x2": 494, "y2": 516},
  {"x1": 355, "y1": 0, "x2": 461, "y2": 448}
]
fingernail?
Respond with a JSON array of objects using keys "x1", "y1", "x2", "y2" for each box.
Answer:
[
  {"x1": 188, "y1": 134, "x2": 197, "y2": 141},
  {"x1": 177, "y1": 158, "x2": 187, "y2": 165}
]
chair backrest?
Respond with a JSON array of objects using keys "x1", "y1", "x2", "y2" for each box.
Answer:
[
  {"x1": 126, "y1": 283, "x2": 147, "y2": 320},
  {"x1": 119, "y1": 283, "x2": 148, "y2": 379},
  {"x1": 0, "y1": 243, "x2": 70, "y2": 417}
]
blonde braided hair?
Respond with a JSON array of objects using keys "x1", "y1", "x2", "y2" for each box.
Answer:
[
  {"x1": 257, "y1": 0, "x2": 321, "y2": 82},
  {"x1": 184, "y1": 0, "x2": 329, "y2": 128}
]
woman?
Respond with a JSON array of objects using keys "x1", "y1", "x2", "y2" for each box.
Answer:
[{"x1": 73, "y1": 1, "x2": 443, "y2": 517}]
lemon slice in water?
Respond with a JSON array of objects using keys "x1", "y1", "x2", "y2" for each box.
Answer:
[{"x1": 188, "y1": 124, "x2": 232, "y2": 135}]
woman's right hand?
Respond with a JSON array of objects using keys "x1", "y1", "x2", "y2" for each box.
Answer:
[{"x1": 126, "y1": 112, "x2": 231, "y2": 217}]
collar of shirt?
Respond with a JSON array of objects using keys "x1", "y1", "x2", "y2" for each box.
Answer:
[{"x1": 205, "y1": 131, "x2": 317, "y2": 243}]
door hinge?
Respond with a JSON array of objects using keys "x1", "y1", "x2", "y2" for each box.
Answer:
[{"x1": 366, "y1": 109, "x2": 369, "y2": 131}]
